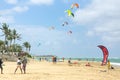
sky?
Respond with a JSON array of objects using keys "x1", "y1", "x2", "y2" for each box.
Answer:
[{"x1": 0, "y1": 0, "x2": 120, "y2": 58}]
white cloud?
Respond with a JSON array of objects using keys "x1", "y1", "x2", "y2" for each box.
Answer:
[
  {"x1": 0, "y1": 0, "x2": 54, "y2": 23},
  {"x1": 29, "y1": 0, "x2": 54, "y2": 5},
  {"x1": 86, "y1": 31, "x2": 94, "y2": 36},
  {"x1": 0, "y1": 9, "x2": 13, "y2": 15},
  {"x1": 12, "y1": 6, "x2": 29, "y2": 13},
  {"x1": 73, "y1": 0, "x2": 120, "y2": 44},
  {"x1": 0, "y1": 6, "x2": 28, "y2": 23},
  {"x1": 8, "y1": 25, "x2": 79, "y2": 55},
  {"x1": 0, "y1": 6, "x2": 29, "y2": 15},
  {"x1": 5, "y1": 0, "x2": 18, "y2": 4},
  {"x1": 0, "y1": 16, "x2": 15, "y2": 23}
]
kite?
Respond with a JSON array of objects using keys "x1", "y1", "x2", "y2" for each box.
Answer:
[
  {"x1": 97, "y1": 45, "x2": 109, "y2": 65},
  {"x1": 71, "y1": 3, "x2": 79, "y2": 9},
  {"x1": 65, "y1": 9, "x2": 74, "y2": 17},
  {"x1": 38, "y1": 43, "x2": 41, "y2": 46},
  {"x1": 49, "y1": 26, "x2": 55, "y2": 30},
  {"x1": 71, "y1": 13, "x2": 74, "y2": 17},
  {"x1": 67, "y1": 30, "x2": 72, "y2": 35},
  {"x1": 62, "y1": 21, "x2": 68, "y2": 26}
]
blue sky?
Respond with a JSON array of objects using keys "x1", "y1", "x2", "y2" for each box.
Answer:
[{"x1": 0, "y1": 0, "x2": 120, "y2": 58}]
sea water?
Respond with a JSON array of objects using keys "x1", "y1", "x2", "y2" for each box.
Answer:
[
  {"x1": 34, "y1": 56, "x2": 120, "y2": 66},
  {"x1": 70, "y1": 57, "x2": 120, "y2": 66}
]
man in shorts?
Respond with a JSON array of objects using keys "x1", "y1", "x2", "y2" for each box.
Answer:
[
  {"x1": 22, "y1": 57, "x2": 27, "y2": 74},
  {"x1": 14, "y1": 58, "x2": 23, "y2": 74}
]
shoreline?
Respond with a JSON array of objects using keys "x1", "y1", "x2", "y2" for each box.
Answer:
[{"x1": 111, "y1": 62, "x2": 120, "y2": 67}]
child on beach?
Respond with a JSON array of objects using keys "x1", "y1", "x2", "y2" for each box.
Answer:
[
  {"x1": 108, "y1": 60, "x2": 111, "y2": 69},
  {"x1": 85, "y1": 62, "x2": 91, "y2": 67},
  {"x1": 0, "y1": 58, "x2": 3, "y2": 74},
  {"x1": 14, "y1": 58, "x2": 23, "y2": 74},
  {"x1": 108, "y1": 60, "x2": 114, "y2": 70}
]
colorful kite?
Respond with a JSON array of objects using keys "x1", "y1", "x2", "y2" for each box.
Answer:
[
  {"x1": 65, "y1": 9, "x2": 74, "y2": 17},
  {"x1": 71, "y1": 3, "x2": 79, "y2": 9},
  {"x1": 67, "y1": 30, "x2": 72, "y2": 35},
  {"x1": 62, "y1": 21, "x2": 68, "y2": 26},
  {"x1": 71, "y1": 13, "x2": 74, "y2": 17},
  {"x1": 98, "y1": 45, "x2": 109, "y2": 65}
]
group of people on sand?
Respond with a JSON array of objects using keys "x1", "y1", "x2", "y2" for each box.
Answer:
[
  {"x1": 14, "y1": 57, "x2": 27, "y2": 74},
  {"x1": 0, "y1": 57, "x2": 27, "y2": 74},
  {"x1": 52, "y1": 56, "x2": 57, "y2": 64},
  {"x1": 67, "y1": 58, "x2": 114, "y2": 69}
]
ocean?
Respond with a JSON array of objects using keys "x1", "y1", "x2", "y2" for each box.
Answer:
[
  {"x1": 68, "y1": 57, "x2": 120, "y2": 66},
  {"x1": 34, "y1": 56, "x2": 120, "y2": 65},
  {"x1": 34, "y1": 56, "x2": 120, "y2": 67},
  {"x1": 70, "y1": 58, "x2": 120, "y2": 63}
]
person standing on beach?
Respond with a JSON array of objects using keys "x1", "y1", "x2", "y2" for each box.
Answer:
[
  {"x1": 22, "y1": 57, "x2": 27, "y2": 74},
  {"x1": 68, "y1": 58, "x2": 72, "y2": 66},
  {"x1": 107, "y1": 60, "x2": 114, "y2": 69},
  {"x1": 107, "y1": 60, "x2": 111, "y2": 69},
  {"x1": 0, "y1": 58, "x2": 3, "y2": 74},
  {"x1": 52, "y1": 56, "x2": 57, "y2": 64},
  {"x1": 62, "y1": 57, "x2": 65, "y2": 62},
  {"x1": 14, "y1": 58, "x2": 23, "y2": 74},
  {"x1": 52, "y1": 56, "x2": 55, "y2": 63}
]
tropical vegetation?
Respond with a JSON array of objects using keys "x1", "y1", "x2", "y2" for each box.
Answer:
[{"x1": 0, "y1": 23, "x2": 31, "y2": 58}]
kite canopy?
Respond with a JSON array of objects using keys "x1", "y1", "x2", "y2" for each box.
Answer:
[
  {"x1": 38, "y1": 43, "x2": 41, "y2": 46},
  {"x1": 67, "y1": 30, "x2": 72, "y2": 35},
  {"x1": 65, "y1": 9, "x2": 74, "y2": 17},
  {"x1": 71, "y1": 13, "x2": 74, "y2": 17},
  {"x1": 62, "y1": 21, "x2": 68, "y2": 26},
  {"x1": 71, "y1": 3, "x2": 79, "y2": 9},
  {"x1": 98, "y1": 45, "x2": 109, "y2": 65}
]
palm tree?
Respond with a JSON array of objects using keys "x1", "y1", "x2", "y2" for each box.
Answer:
[
  {"x1": 28, "y1": 45, "x2": 31, "y2": 52},
  {"x1": 16, "y1": 44, "x2": 22, "y2": 52},
  {"x1": 23, "y1": 42, "x2": 31, "y2": 52},
  {"x1": 12, "y1": 29, "x2": 21, "y2": 45},
  {"x1": 12, "y1": 29, "x2": 21, "y2": 50},
  {"x1": 7, "y1": 29, "x2": 13, "y2": 53},
  {"x1": 0, "y1": 23, "x2": 21, "y2": 54},
  {"x1": 0, "y1": 23, "x2": 10, "y2": 54},
  {"x1": 0, "y1": 40, "x2": 4, "y2": 54},
  {"x1": 11, "y1": 44, "x2": 22, "y2": 52}
]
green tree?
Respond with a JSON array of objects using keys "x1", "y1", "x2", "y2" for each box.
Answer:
[
  {"x1": 12, "y1": 29, "x2": 21, "y2": 45},
  {"x1": 15, "y1": 44, "x2": 22, "y2": 52},
  {"x1": 23, "y1": 42, "x2": 31, "y2": 52},
  {"x1": 0, "y1": 23, "x2": 10, "y2": 53},
  {"x1": 0, "y1": 40, "x2": 4, "y2": 54}
]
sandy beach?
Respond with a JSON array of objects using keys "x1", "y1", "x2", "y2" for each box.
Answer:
[{"x1": 0, "y1": 59, "x2": 120, "y2": 80}]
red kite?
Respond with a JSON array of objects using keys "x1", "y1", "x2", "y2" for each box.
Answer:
[{"x1": 98, "y1": 45, "x2": 109, "y2": 65}]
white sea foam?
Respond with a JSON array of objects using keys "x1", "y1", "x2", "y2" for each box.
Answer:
[{"x1": 111, "y1": 62, "x2": 120, "y2": 67}]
